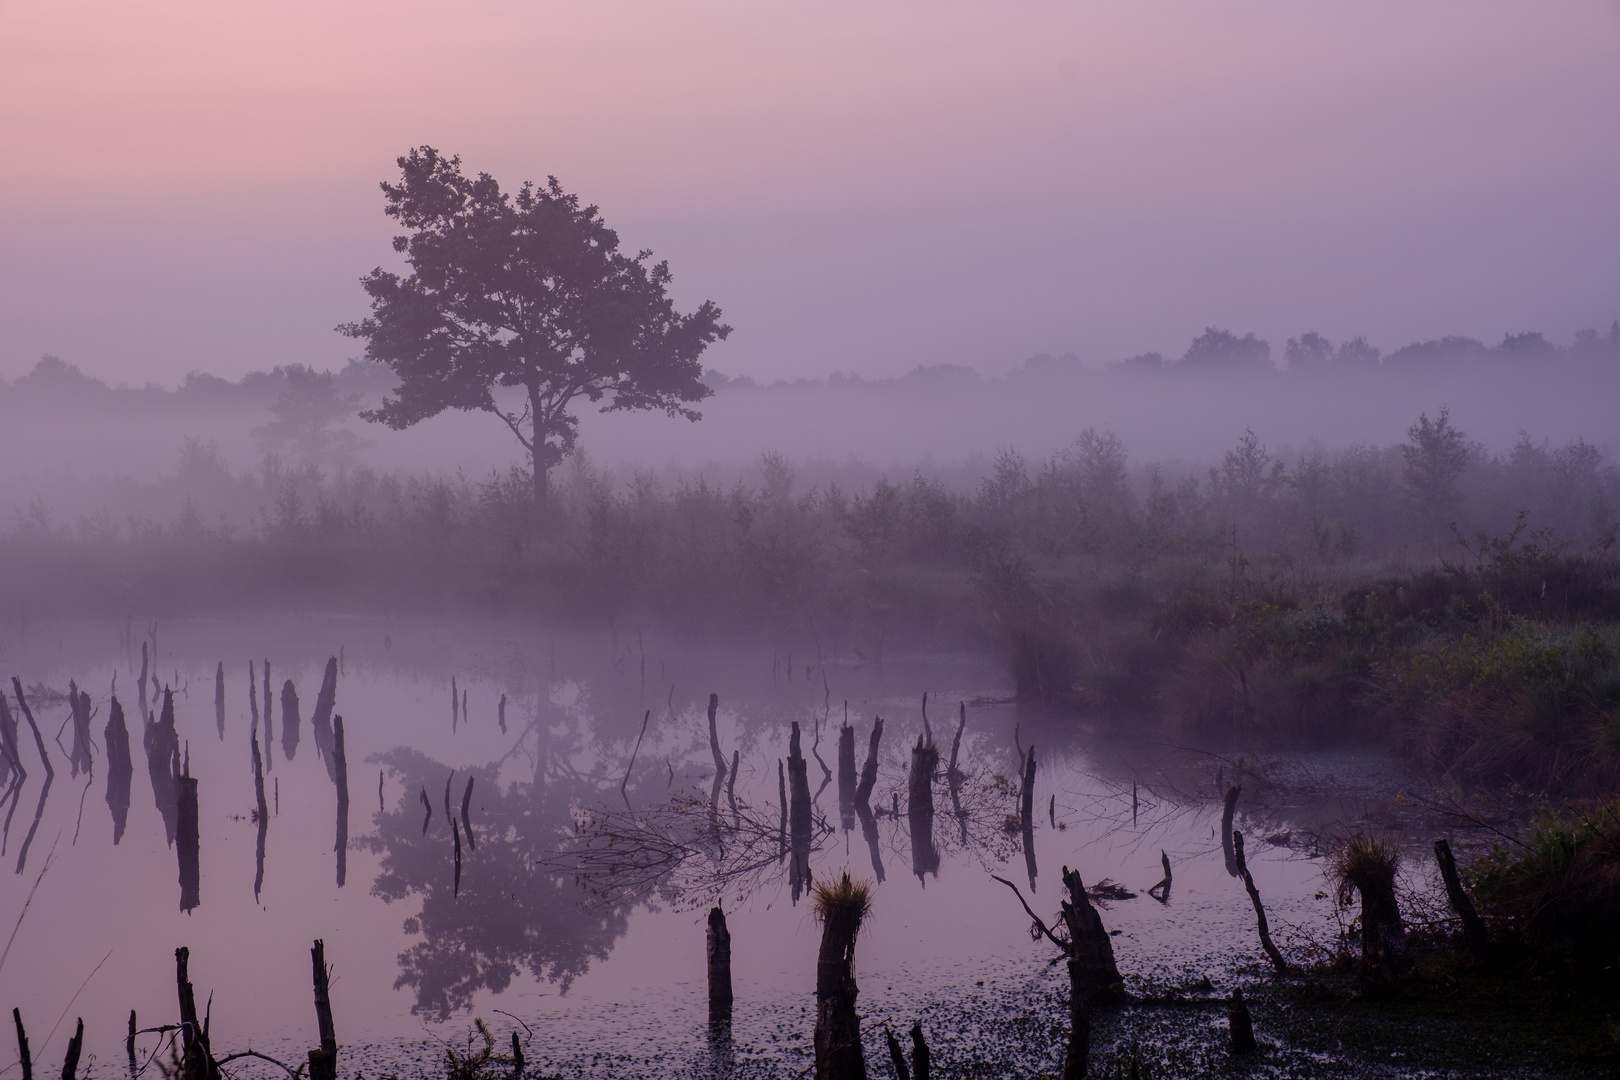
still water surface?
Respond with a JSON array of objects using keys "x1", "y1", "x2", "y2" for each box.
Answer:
[{"x1": 0, "y1": 617, "x2": 1424, "y2": 1077}]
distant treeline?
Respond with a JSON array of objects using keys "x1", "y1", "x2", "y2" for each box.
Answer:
[{"x1": 3, "y1": 320, "x2": 1617, "y2": 407}]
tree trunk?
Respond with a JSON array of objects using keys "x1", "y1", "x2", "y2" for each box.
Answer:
[
  {"x1": 532, "y1": 455, "x2": 550, "y2": 533},
  {"x1": 814, "y1": 878, "x2": 868, "y2": 1080}
]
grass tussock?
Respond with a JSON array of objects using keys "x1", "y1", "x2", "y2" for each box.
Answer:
[{"x1": 812, "y1": 872, "x2": 872, "y2": 933}]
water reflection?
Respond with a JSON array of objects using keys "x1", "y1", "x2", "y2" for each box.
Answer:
[{"x1": 365, "y1": 744, "x2": 637, "y2": 1020}]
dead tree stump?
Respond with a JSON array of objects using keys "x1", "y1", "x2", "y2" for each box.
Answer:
[
  {"x1": 707, "y1": 906, "x2": 733, "y2": 1020},
  {"x1": 13, "y1": 1008, "x2": 31, "y2": 1080},
  {"x1": 307, "y1": 940, "x2": 338, "y2": 1080},
  {"x1": 1228, "y1": 988, "x2": 1256, "y2": 1053},
  {"x1": 813, "y1": 874, "x2": 870, "y2": 1080},
  {"x1": 61, "y1": 1018, "x2": 83, "y2": 1080},
  {"x1": 908, "y1": 1023, "x2": 930, "y2": 1080}
]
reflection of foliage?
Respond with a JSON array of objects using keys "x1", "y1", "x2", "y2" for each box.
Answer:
[
  {"x1": 548, "y1": 791, "x2": 834, "y2": 909},
  {"x1": 363, "y1": 747, "x2": 635, "y2": 1020}
]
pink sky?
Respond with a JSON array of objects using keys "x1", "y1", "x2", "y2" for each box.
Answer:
[{"x1": 2, "y1": 0, "x2": 1618, "y2": 384}]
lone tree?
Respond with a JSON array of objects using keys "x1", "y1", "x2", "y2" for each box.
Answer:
[{"x1": 341, "y1": 147, "x2": 731, "y2": 527}]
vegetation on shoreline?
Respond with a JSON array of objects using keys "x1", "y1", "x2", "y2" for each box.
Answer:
[{"x1": 5, "y1": 411, "x2": 1620, "y2": 791}]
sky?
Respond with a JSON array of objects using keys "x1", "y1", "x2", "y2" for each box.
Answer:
[{"x1": 2, "y1": 0, "x2": 1618, "y2": 387}]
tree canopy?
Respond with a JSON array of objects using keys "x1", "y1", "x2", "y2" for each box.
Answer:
[{"x1": 341, "y1": 147, "x2": 731, "y2": 523}]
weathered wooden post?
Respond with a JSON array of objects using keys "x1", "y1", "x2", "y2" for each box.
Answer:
[
  {"x1": 1434, "y1": 838, "x2": 1490, "y2": 965},
  {"x1": 307, "y1": 940, "x2": 337, "y2": 1080},
  {"x1": 1231, "y1": 831, "x2": 1288, "y2": 974},
  {"x1": 707, "y1": 906, "x2": 733, "y2": 1021},
  {"x1": 13, "y1": 1008, "x2": 31, "y2": 1080},
  {"x1": 813, "y1": 874, "x2": 870, "y2": 1080},
  {"x1": 125, "y1": 1011, "x2": 138, "y2": 1080},
  {"x1": 61, "y1": 1018, "x2": 84, "y2": 1080},
  {"x1": 1228, "y1": 988, "x2": 1255, "y2": 1053}
]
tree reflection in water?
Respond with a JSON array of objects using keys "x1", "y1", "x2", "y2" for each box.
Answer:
[
  {"x1": 364, "y1": 744, "x2": 636, "y2": 1021},
  {"x1": 364, "y1": 706, "x2": 1027, "y2": 1020}
]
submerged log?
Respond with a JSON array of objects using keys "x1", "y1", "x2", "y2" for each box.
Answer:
[
  {"x1": 812, "y1": 874, "x2": 869, "y2": 1080},
  {"x1": 280, "y1": 681, "x2": 302, "y2": 761},
  {"x1": 311, "y1": 658, "x2": 338, "y2": 781},
  {"x1": 707, "y1": 906, "x2": 733, "y2": 1019},
  {"x1": 307, "y1": 940, "x2": 338, "y2": 1080},
  {"x1": 213, "y1": 663, "x2": 225, "y2": 740},
  {"x1": 1434, "y1": 838, "x2": 1491, "y2": 965},
  {"x1": 1228, "y1": 988, "x2": 1256, "y2": 1053},
  {"x1": 104, "y1": 695, "x2": 133, "y2": 844},
  {"x1": 333, "y1": 716, "x2": 349, "y2": 888},
  {"x1": 1231, "y1": 831, "x2": 1288, "y2": 974}
]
